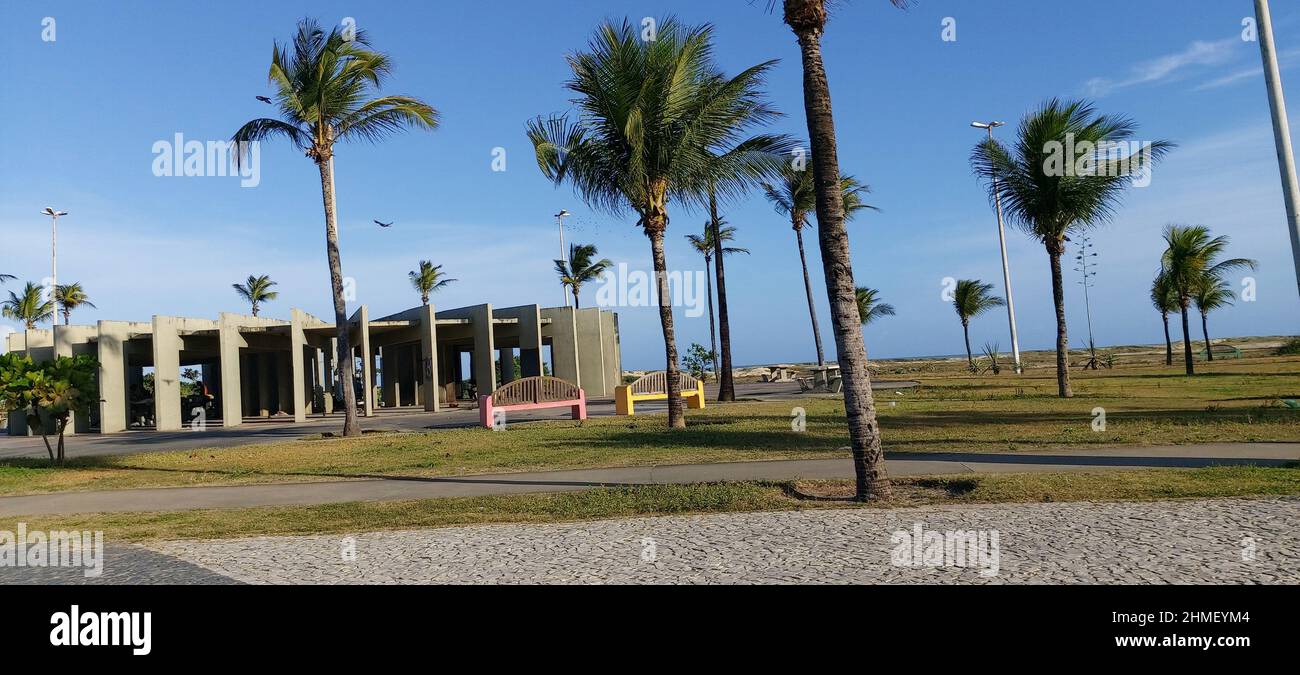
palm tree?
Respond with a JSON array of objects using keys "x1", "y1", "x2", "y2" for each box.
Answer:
[
  {"x1": 0, "y1": 274, "x2": 14, "y2": 284},
  {"x1": 953, "y1": 279, "x2": 1005, "y2": 368},
  {"x1": 2, "y1": 282, "x2": 55, "y2": 329},
  {"x1": 53, "y1": 283, "x2": 96, "y2": 325},
  {"x1": 761, "y1": 162, "x2": 872, "y2": 366},
  {"x1": 686, "y1": 221, "x2": 748, "y2": 378},
  {"x1": 1192, "y1": 277, "x2": 1237, "y2": 361},
  {"x1": 777, "y1": 0, "x2": 908, "y2": 501},
  {"x1": 1150, "y1": 271, "x2": 1179, "y2": 366},
  {"x1": 527, "y1": 18, "x2": 786, "y2": 429},
  {"x1": 553, "y1": 243, "x2": 612, "y2": 309},
  {"x1": 233, "y1": 19, "x2": 438, "y2": 437},
  {"x1": 408, "y1": 261, "x2": 456, "y2": 306},
  {"x1": 854, "y1": 287, "x2": 895, "y2": 326},
  {"x1": 972, "y1": 98, "x2": 1171, "y2": 397},
  {"x1": 1160, "y1": 225, "x2": 1257, "y2": 373},
  {"x1": 232, "y1": 274, "x2": 278, "y2": 317}
]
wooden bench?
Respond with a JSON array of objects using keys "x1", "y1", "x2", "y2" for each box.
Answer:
[
  {"x1": 615, "y1": 371, "x2": 705, "y2": 416},
  {"x1": 478, "y1": 376, "x2": 586, "y2": 428}
]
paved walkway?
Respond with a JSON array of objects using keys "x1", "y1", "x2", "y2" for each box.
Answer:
[
  {"x1": 1, "y1": 442, "x2": 1294, "y2": 517},
  {"x1": 7, "y1": 497, "x2": 1294, "y2": 584}
]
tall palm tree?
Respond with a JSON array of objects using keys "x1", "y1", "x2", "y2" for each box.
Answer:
[
  {"x1": 553, "y1": 243, "x2": 612, "y2": 309},
  {"x1": 686, "y1": 221, "x2": 748, "y2": 378},
  {"x1": 953, "y1": 279, "x2": 1005, "y2": 368},
  {"x1": 972, "y1": 98, "x2": 1171, "y2": 397},
  {"x1": 1161, "y1": 225, "x2": 1257, "y2": 373},
  {"x1": 854, "y1": 287, "x2": 895, "y2": 326},
  {"x1": 761, "y1": 162, "x2": 871, "y2": 366},
  {"x1": 1150, "y1": 271, "x2": 1179, "y2": 366},
  {"x1": 527, "y1": 18, "x2": 787, "y2": 429},
  {"x1": 53, "y1": 283, "x2": 96, "y2": 325},
  {"x1": 777, "y1": 0, "x2": 908, "y2": 501},
  {"x1": 408, "y1": 261, "x2": 456, "y2": 306},
  {"x1": 233, "y1": 18, "x2": 438, "y2": 437},
  {"x1": 1192, "y1": 277, "x2": 1237, "y2": 362},
  {"x1": 232, "y1": 274, "x2": 278, "y2": 317},
  {"x1": 2, "y1": 282, "x2": 55, "y2": 329}
]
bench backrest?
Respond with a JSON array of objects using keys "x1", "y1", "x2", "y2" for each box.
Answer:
[
  {"x1": 491, "y1": 376, "x2": 581, "y2": 406},
  {"x1": 628, "y1": 371, "x2": 701, "y2": 396}
]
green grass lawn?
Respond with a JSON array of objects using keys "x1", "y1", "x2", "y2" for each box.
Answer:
[
  {"x1": 7, "y1": 465, "x2": 1297, "y2": 542},
  {"x1": 1, "y1": 355, "x2": 1296, "y2": 497}
]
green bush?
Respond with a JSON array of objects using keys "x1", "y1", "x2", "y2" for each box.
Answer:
[{"x1": 1277, "y1": 338, "x2": 1300, "y2": 355}]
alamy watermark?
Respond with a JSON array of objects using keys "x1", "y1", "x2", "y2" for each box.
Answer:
[
  {"x1": 594, "y1": 263, "x2": 706, "y2": 318},
  {"x1": 1, "y1": 523, "x2": 104, "y2": 578},
  {"x1": 891, "y1": 523, "x2": 1000, "y2": 577},
  {"x1": 1043, "y1": 133, "x2": 1154, "y2": 187},
  {"x1": 152, "y1": 133, "x2": 261, "y2": 187}
]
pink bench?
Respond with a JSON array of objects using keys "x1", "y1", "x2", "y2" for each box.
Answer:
[{"x1": 479, "y1": 376, "x2": 586, "y2": 428}]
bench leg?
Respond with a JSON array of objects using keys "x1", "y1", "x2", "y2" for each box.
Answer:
[
  {"x1": 573, "y1": 393, "x2": 587, "y2": 421},
  {"x1": 479, "y1": 395, "x2": 493, "y2": 428}
]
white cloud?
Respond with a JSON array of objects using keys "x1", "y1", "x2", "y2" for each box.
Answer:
[{"x1": 1087, "y1": 38, "x2": 1240, "y2": 96}]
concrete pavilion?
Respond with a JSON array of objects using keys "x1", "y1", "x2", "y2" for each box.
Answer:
[{"x1": 5, "y1": 303, "x2": 621, "y2": 435}]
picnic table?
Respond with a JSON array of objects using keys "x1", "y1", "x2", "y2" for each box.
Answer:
[{"x1": 797, "y1": 365, "x2": 843, "y2": 393}]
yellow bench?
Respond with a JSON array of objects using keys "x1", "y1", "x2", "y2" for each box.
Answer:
[{"x1": 615, "y1": 371, "x2": 705, "y2": 416}]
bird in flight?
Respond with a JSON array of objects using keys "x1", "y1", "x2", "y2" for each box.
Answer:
[
  {"x1": 374, "y1": 220, "x2": 394, "y2": 228},
  {"x1": 255, "y1": 96, "x2": 272, "y2": 104}
]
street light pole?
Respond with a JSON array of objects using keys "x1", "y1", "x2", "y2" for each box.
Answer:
[
  {"x1": 41, "y1": 207, "x2": 68, "y2": 299},
  {"x1": 971, "y1": 122, "x2": 1023, "y2": 373},
  {"x1": 1254, "y1": 0, "x2": 1300, "y2": 301},
  {"x1": 554, "y1": 210, "x2": 571, "y2": 306}
]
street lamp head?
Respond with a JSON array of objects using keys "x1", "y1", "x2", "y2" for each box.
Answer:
[
  {"x1": 555, "y1": 210, "x2": 570, "y2": 219},
  {"x1": 42, "y1": 207, "x2": 67, "y2": 217},
  {"x1": 970, "y1": 121, "x2": 1005, "y2": 129}
]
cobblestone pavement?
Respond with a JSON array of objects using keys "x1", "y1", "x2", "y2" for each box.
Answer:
[
  {"x1": 135, "y1": 497, "x2": 1300, "y2": 585},
  {"x1": 0, "y1": 545, "x2": 241, "y2": 585}
]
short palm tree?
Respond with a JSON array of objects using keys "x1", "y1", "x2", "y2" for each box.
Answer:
[
  {"x1": 2, "y1": 282, "x2": 55, "y2": 329},
  {"x1": 776, "y1": 0, "x2": 910, "y2": 501},
  {"x1": 233, "y1": 18, "x2": 438, "y2": 437},
  {"x1": 686, "y1": 222, "x2": 747, "y2": 378},
  {"x1": 972, "y1": 98, "x2": 1171, "y2": 397},
  {"x1": 232, "y1": 275, "x2": 278, "y2": 317},
  {"x1": 1192, "y1": 277, "x2": 1237, "y2": 361},
  {"x1": 408, "y1": 261, "x2": 456, "y2": 306},
  {"x1": 1159, "y1": 225, "x2": 1256, "y2": 374},
  {"x1": 54, "y1": 283, "x2": 96, "y2": 325},
  {"x1": 953, "y1": 279, "x2": 1005, "y2": 368},
  {"x1": 553, "y1": 243, "x2": 612, "y2": 309},
  {"x1": 854, "y1": 287, "x2": 895, "y2": 326},
  {"x1": 527, "y1": 17, "x2": 787, "y2": 429},
  {"x1": 1149, "y1": 271, "x2": 1179, "y2": 366},
  {"x1": 762, "y1": 162, "x2": 872, "y2": 366}
]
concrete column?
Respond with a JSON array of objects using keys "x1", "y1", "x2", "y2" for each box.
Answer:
[
  {"x1": 542, "y1": 307, "x2": 580, "y2": 387},
  {"x1": 151, "y1": 317, "x2": 183, "y2": 431},
  {"x1": 352, "y1": 305, "x2": 375, "y2": 417},
  {"x1": 290, "y1": 309, "x2": 309, "y2": 423},
  {"x1": 498, "y1": 347, "x2": 515, "y2": 384},
  {"x1": 276, "y1": 352, "x2": 292, "y2": 416},
  {"x1": 601, "y1": 311, "x2": 623, "y2": 394},
  {"x1": 470, "y1": 304, "x2": 496, "y2": 394},
  {"x1": 255, "y1": 353, "x2": 271, "y2": 417},
  {"x1": 418, "y1": 304, "x2": 441, "y2": 413},
  {"x1": 497, "y1": 305, "x2": 543, "y2": 377},
  {"x1": 322, "y1": 342, "x2": 335, "y2": 414},
  {"x1": 575, "y1": 308, "x2": 607, "y2": 397},
  {"x1": 54, "y1": 325, "x2": 98, "y2": 434},
  {"x1": 218, "y1": 315, "x2": 247, "y2": 427},
  {"x1": 380, "y1": 345, "x2": 395, "y2": 407},
  {"x1": 96, "y1": 322, "x2": 132, "y2": 433}
]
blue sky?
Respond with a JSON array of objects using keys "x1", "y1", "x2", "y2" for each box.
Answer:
[{"x1": 1, "y1": 0, "x2": 1298, "y2": 369}]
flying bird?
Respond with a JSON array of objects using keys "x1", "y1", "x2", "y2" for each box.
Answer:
[
  {"x1": 255, "y1": 96, "x2": 272, "y2": 104},
  {"x1": 374, "y1": 220, "x2": 394, "y2": 228}
]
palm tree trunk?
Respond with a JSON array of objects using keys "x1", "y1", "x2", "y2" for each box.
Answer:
[
  {"x1": 962, "y1": 320, "x2": 973, "y2": 368},
  {"x1": 1201, "y1": 312, "x2": 1213, "y2": 362},
  {"x1": 318, "y1": 156, "x2": 361, "y2": 436},
  {"x1": 795, "y1": 226, "x2": 825, "y2": 366},
  {"x1": 63, "y1": 310, "x2": 70, "y2": 326},
  {"x1": 711, "y1": 193, "x2": 737, "y2": 401},
  {"x1": 648, "y1": 223, "x2": 685, "y2": 429},
  {"x1": 794, "y1": 26, "x2": 890, "y2": 500},
  {"x1": 1046, "y1": 241, "x2": 1073, "y2": 397},
  {"x1": 1179, "y1": 301, "x2": 1195, "y2": 375},
  {"x1": 1170, "y1": 313, "x2": 1180, "y2": 366},
  {"x1": 704, "y1": 257, "x2": 717, "y2": 380},
  {"x1": 573, "y1": 289, "x2": 581, "y2": 309}
]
